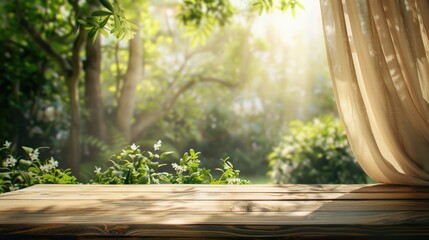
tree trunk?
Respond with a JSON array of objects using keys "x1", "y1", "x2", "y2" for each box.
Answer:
[
  {"x1": 85, "y1": 33, "x2": 108, "y2": 154},
  {"x1": 67, "y1": 78, "x2": 81, "y2": 175},
  {"x1": 66, "y1": 27, "x2": 85, "y2": 176},
  {"x1": 116, "y1": 25, "x2": 142, "y2": 140}
]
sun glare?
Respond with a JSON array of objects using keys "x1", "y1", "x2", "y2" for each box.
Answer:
[
  {"x1": 247, "y1": 0, "x2": 330, "y2": 118},
  {"x1": 251, "y1": 0, "x2": 324, "y2": 46}
]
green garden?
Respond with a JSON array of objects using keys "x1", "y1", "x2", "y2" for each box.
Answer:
[{"x1": 0, "y1": 0, "x2": 369, "y2": 193}]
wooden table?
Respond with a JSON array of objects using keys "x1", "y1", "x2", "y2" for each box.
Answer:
[{"x1": 0, "y1": 184, "x2": 428, "y2": 239}]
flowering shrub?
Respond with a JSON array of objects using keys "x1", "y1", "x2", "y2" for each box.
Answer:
[
  {"x1": 0, "y1": 141, "x2": 77, "y2": 193},
  {"x1": 92, "y1": 140, "x2": 250, "y2": 185},
  {"x1": 268, "y1": 116, "x2": 367, "y2": 184},
  {"x1": 0, "y1": 140, "x2": 249, "y2": 193}
]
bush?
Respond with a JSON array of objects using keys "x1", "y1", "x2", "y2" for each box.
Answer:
[
  {"x1": 0, "y1": 141, "x2": 77, "y2": 193},
  {"x1": 0, "y1": 140, "x2": 249, "y2": 193},
  {"x1": 91, "y1": 141, "x2": 250, "y2": 185},
  {"x1": 268, "y1": 116, "x2": 367, "y2": 184}
]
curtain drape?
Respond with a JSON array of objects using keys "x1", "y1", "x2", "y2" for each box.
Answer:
[{"x1": 320, "y1": 0, "x2": 429, "y2": 185}]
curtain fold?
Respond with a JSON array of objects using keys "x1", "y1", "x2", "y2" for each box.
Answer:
[{"x1": 320, "y1": 0, "x2": 429, "y2": 185}]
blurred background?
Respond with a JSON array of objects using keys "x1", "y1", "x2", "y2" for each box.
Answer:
[{"x1": 0, "y1": 0, "x2": 369, "y2": 183}]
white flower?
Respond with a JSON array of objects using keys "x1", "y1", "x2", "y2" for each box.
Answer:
[
  {"x1": 3, "y1": 141, "x2": 11, "y2": 148},
  {"x1": 172, "y1": 163, "x2": 179, "y2": 170},
  {"x1": 10, "y1": 156, "x2": 17, "y2": 165},
  {"x1": 130, "y1": 143, "x2": 139, "y2": 151},
  {"x1": 172, "y1": 163, "x2": 186, "y2": 173},
  {"x1": 40, "y1": 165, "x2": 49, "y2": 172},
  {"x1": 154, "y1": 154, "x2": 159, "y2": 158},
  {"x1": 30, "y1": 149, "x2": 40, "y2": 161},
  {"x1": 227, "y1": 178, "x2": 241, "y2": 185},
  {"x1": 94, "y1": 166, "x2": 101, "y2": 174},
  {"x1": 3, "y1": 155, "x2": 17, "y2": 167},
  {"x1": 49, "y1": 157, "x2": 59, "y2": 167},
  {"x1": 40, "y1": 158, "x2": 58, "y2": 172},
  {"x1": 153, "y1": 140, "x2": 162, "y2": 151}
]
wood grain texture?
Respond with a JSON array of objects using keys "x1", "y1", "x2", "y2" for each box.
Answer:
[
  {"x1": 1, "y1": 199, "x2": 428, "y2": 212},
  {"x1": 12, "y1": 183, "x2": 429, "y2": 193},
  {"x1": 0, "y1": 184, "x2": 428, "y2": 239}
]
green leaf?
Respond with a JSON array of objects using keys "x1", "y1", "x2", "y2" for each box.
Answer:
[
  {"x1": 99, "y1": 0, "x2": 114, "y2": 12},
  {"x1": 99, "y1": 16, "x2": 110, "y2": 28},
  {"x1": 77, "y1": 19, "x2": 88, "y2": 26},
  {"x1": 160, "y1": 151, "x2": 174, "y2": 159},
  {"x1": 87, "y1": 18, "x2": 100, "y2": 27},
  {"x1": 113, "y1": 13, "x2": 120, "y2": 29},
  {"x1": 88, "y1": 28, "x2": 99, "y2": 44},
  {"x1": 18, "y1": 160, "x2": 32, "y2": 169},
  {"x1": 20, "y1": 171, "x2": 33, "y2": 185},
  {"x1": 92, "y1": 10, "x2": 113, "y2": 17},
  {"x1": 22, "y1": 146, "x2": 33, "y2": 154},
  {"x1": 0, "y1": 172, "x2": 11, "y2": 179}
]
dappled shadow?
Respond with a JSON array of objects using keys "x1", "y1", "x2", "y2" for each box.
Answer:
[
  {"x1": 300, "y1": 184, "x2": 429, "y2": 238},
  {"x1": 198, "y1": 184, "x2": 429, "y2": 238},
  {"x1": 0, "y1": 185, "x2": 215, "y2": 237},
  {"x1": 1, "y1": 184, "x2": 429, "y2": 238}
]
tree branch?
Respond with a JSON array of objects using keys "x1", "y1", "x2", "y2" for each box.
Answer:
[
  {"x1": 131, "y1": 76, "x2": 237, "y2": 139},
  {"x1": 14, "y1": 0, "x2": 72, "y2": 76},
  {"x1": 200, "y1": 76, "x2": 239, "y2": 87},
  {"x1": 165, "y1": 76, "x2": 237, "y2": 109}
]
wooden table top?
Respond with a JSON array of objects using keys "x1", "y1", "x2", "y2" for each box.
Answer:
[{"x1": 0, "y1": 184, "x2": 428, "y2": 239}]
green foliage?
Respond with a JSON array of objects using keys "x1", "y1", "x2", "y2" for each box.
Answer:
[
  {"x1": 79, "y1": 0, "x2": 138, "y2": 43},
  {"x1": 0, "y1": 141, "x2": 77, "y2": 193},
  {"x1": 177, "y1": 0, "x2": 235, "y2": 45},
  {"x1": 268, "y1": 116, "x2": 367, "y2": 184},
  {"x1": 80, "y1": 122, "x2": 131, "y2": 181},
  {"x1": 0, "y1": 0, "x2": 71, "y2": 149},
  {"x1": 251, "y1": 0, "x2": 304, "y2": 16},
  {"x1": 0, "y1": 139, "x2": 250, "y2": 193},
  {"x1": 178, "y1": 0, "x2": 234, "y2": 27},
  {"x1": 92, "y1": 141, "x2": 250, "y2": 185},
  {"x1": 251, "y1": 0, "x2": 274, "y2": 15}
]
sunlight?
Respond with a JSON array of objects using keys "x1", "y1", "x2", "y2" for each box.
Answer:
[
  {"x1": 251, "y1": 0, "x2": 324, "y2": 46},
  {"x1": 248, "y1": 0, "x2": 331, "y2": 119}
]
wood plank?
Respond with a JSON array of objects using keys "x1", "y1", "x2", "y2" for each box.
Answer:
[
  {"x1": 2, "y1": 191, "x2": 428, "y2": 200},
  {"x1": 14, "y1": 184, "x2": 429, "y2": 193},
  {"x1": 0, "y1": 199, "x2": 428, "y2": 213},
  {"x1": 0, "y1": 184, "x2": 428, "y2": 238},
  {"x1": 0, "y1": 211, "x2": 428, "y2": 225},
  {"x1": 0, "y1": 224, "x2": 428, "y2": 238}
]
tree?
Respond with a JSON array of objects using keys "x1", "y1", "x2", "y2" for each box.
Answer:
[
  {"x1": 12, "y1": 0, "x2": 85, "y2": 174},
  {"x1": 84, "y1": 0, "x2": 108, "y2": 162},
  {"x1": 1, "y1": 0, "x2": 313, "y2": 179},
  {"x1": 8, "y1": 0, "x2": 135, "y2": 172}
]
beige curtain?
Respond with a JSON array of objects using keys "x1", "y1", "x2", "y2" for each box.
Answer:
[{"x1": 320, "y1": 0, "x2": 429, "y2": 185}]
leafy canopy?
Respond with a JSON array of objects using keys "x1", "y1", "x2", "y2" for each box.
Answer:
[{"x1": 78, "y1": 0, "x2": 138, "y2": 43}]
